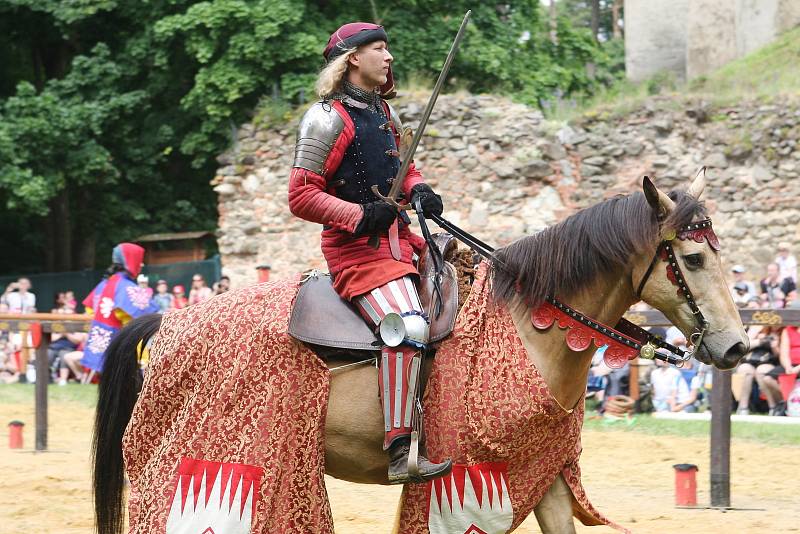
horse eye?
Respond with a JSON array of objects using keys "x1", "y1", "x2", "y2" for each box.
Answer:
[{"x1": 683, "y1": 253, "x2": 704, "y2": 270}]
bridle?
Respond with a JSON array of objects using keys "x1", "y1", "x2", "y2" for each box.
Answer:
[
  {"x1": 422, "y1": 211, "x2": 722, "y2": 368},
  {"x1": 633, "y1": 218, "x2": 720, "y2": 364}
]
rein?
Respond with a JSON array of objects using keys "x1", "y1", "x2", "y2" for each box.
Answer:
[{"x1": 425, "y1": 211, "x2": 719, "y2": 368}]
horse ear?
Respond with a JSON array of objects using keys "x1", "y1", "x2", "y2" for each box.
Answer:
[
  {"x1": 687, "y1": 166, "x2": 706, "y2": 199},
  {"x1": 642, "y1": 175, "x2": 675, "y2": 217}
]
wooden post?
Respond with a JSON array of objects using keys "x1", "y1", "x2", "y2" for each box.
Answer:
[
  {"x1": 35, "y1": 332, "x2": 50, "y2": 451},
  {"x1": 710, "y1": 367, "x2": 731, "y2": 507},
  {"x1": 629, "y1": 360, "x2": 640, "y2": 400}
]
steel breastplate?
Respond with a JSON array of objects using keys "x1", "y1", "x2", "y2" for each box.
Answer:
[{"x1": 331, "y1": 103, "x2": 401, "y2": 204}]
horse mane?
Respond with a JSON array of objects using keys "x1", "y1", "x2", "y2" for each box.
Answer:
[{"x1": 489, "y1": 189, "x2": 706, "y2": 307}]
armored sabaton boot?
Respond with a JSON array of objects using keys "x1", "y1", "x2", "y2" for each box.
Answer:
[{"x1": 379, "y1": 345, "x2": 452, "y2": 485}]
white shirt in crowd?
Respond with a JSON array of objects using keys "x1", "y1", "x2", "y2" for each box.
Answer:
[
  {"x1": 665, "y1": 326, "x2": 689, "y2": 352},
  {"x1": 3, "y1": 291, "x2": 36, "y2": 313},
  {"x1": 651, "y1": 366, "x2": 691, "y2": 409},
  {"x1": 776, "y1": 254, "x2": 797, "y2": 283}
]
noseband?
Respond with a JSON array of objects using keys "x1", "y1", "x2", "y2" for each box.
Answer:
[{"x1": 633, "y1": 218, "x2": 720, "y2": 364}]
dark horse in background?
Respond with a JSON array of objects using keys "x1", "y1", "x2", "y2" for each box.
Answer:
[{"x1": 93, "y1": 171, "x2": 747, "y2": 533}]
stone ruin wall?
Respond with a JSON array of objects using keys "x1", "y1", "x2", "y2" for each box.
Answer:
[
  {"x1": 625, "y1": 0, "x2": 800, "y2": 82},
  {"x1": 214, "y1": 93, "x2": 800, "y2": 288}
]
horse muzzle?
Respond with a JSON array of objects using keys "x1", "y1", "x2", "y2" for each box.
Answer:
[{"x1": 696, "y1": 338, "x2": 749, "y2": 370}]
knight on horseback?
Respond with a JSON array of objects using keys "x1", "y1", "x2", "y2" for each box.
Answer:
[{"x1": 288, "y1": 22, "x2": 452, "y2": 485}]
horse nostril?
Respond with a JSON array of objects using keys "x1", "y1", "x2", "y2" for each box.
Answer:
[{"x1": 724, "y1": 342, "x2": 748, "y2": 362}]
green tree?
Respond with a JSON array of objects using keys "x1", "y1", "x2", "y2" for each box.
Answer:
[{"x1": 0, "y1": 0, "x2": 619, "y2": 275}]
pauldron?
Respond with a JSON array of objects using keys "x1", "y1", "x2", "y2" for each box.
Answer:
[{"x1": 293, "y1": 102, "x2": 345, "y2": 175}]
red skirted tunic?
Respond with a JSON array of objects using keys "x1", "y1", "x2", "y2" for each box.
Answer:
[{"x1": 288, "y1": 99, "x2": 425, "y2": 299}]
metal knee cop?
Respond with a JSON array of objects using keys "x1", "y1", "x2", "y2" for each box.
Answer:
[{"x1": 378, "y1": 311, "x2": 430, "y2": 348}]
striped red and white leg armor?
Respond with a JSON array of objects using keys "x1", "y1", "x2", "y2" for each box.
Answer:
[{"x1": 354, "y1": 276, "x2": 452, "y2": 484}]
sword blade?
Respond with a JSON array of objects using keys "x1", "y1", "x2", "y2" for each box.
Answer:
[{"x1": 385, "y1": 10, "x2": 471, "y2": 202}]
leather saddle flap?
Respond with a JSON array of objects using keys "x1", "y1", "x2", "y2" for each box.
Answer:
[
  {"x1": 289, "y1": 272, "x2": 378, "y2": 351},
  {"x1": 288, "y1": 233, "x2": 460, "y2": 351},
  {"x1": 418, "y1": 233, "x2": 459, "y2": 344}
]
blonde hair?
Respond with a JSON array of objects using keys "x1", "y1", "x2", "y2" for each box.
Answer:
[{"x1": 316, "y1": 49, "x2": 356, "y2": 98}]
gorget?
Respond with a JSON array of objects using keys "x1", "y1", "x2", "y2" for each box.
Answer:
[{"x1": 331, "y1": 80, "x2": 385, "y2": 116}]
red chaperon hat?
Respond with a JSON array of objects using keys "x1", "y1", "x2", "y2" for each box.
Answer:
[{"x1": 323, "y1": 22, "x2": 395, "y2": 98}]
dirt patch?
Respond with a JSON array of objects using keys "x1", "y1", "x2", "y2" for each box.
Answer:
[{"x1": 1, "y1": 397, "x2": 798, "y2": 533}]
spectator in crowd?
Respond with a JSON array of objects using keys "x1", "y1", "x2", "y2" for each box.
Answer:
[
  {"x1": 0, "y1": 302, "x2": 19, "y2": 383},
  {"x1": 137, "y1": 274, "x2": 154, "y2": 299},
  {"x1": 775, "y1": 241, "x2": 797, "y2": 283},
  {"x1": 761, "y1": 315, "x2": 800, "y2": 416},
  {"x1": 152, "y1": 280, "x2": 174, "y2": 313},
  {"x1": 172, "y1": 285, "x2": 188, "y2": 309},
  {"x1": 760, "y1": 262, "x2": 796, "y2": 308},
  {"x1": 730, "y1": 264, "x2": 757, "y2": 304},
  {"x1": 665, "y1": 326, "x2": 690, "y2": 354},
  {"x1": 52, "y1": 292, "x2": 66, "y2": 312},
  {"x1": 735, "y1": 325, "x2": 781, "y2": 415},
  {"x1": 213, "y1": 275, "x2": 231, "y2": 295},
  {"x1": 81, "y1": 243, "x2": 159, "y2": 376},
  {"x1": 0, "y1": 336, "x2": 18, "y2": 384},
  {"x1": 188, "y1": 274, "x2": 213, "y2": 305},
  {"x1": 732, "y1": 282, "x2": 753, "y2": 307},
  {"x1": 586, "y1": 345, "x2": 630, "y2": 413},
  {"x1": 63, "y1": 344, "x2": 89, "y2": 384},
  {"x1": 650, "y1": 358, "x2": 695, "y2": 412},
  {"x1": 1, "y1": 278, "x2": 36, "y2": 313},
  {"x1": 51, "y1": 291, "x2": 77, "y2": 313},
  {"x1": 49, "y1": 331, "x2": 87, "y2": 385},
  {"x1": 64, "y1": 290, "x2": 77, "y2": 312}
]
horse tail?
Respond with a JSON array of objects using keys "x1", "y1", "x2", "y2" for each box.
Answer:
[{"x1": 92, "y1": 313, "x2": 162, "y2": 534}]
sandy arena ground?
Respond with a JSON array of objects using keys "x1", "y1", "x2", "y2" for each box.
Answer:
[{"x1": 1, "y1": 395, "x2": 799, "y2": 534}]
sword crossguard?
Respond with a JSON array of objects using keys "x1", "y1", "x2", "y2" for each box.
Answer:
[{"x1": 370, "y1": 185, "x2": 412, "y2": 211}]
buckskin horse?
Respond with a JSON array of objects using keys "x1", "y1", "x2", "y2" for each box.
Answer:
[{"x1": 93, "y1": 171, "x2": 747, "y2": 534}]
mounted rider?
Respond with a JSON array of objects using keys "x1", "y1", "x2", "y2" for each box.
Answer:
[{"x1": 288, "y1": 22, "x2": 452, "y2": 484}]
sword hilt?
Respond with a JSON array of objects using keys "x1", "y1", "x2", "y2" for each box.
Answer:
[{"x1": 367, "y1": 186, "x2": 412, "y2": 249}]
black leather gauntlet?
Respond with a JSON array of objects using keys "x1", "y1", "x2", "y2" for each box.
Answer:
[{"x1": 410, "y1": 184, "x2": 443, "y2": 217}]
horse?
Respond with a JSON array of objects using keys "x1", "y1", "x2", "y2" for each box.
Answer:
[{"x1": 92, "y1": 171, "x2": 748, "y2": 534}]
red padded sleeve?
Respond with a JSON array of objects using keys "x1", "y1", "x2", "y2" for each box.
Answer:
[
  {"x1": 401, "y1": 162, "x2": 424, "y2": 201},
  {"x1": 288, "y1": 103, "x2": 362, "y2": 233},
  {"x1": 288, "y1": 168, "x2": 362, "y2": 233}
]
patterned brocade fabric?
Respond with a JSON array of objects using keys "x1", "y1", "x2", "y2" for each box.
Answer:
[
  {"x1": 398, "y1": 263, "x2": 629, "y2": 533},
  {"x1": 120, "y1": 265, "x2": 626, "y2": 533},
  {"x1": 122, "y1": 277, "x2": 334, "y2": 533}
]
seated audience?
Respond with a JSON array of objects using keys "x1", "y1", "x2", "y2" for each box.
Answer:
[
  {"x1": 1, "y1": 278, "x2": 36, "y2": 313},
  {"x1": 153, "y1": 280, "x2": 174, "y2": 313},
  {"x1": 189, "y1": 274, "x2": 213, "y2": 304},
  {"x1": 760, "y1": 262, "x2": 796, "y2": 308},
  {"x1": 730, "y1": 265, "x2": 757, "y2": 304},
  {"x1": 650, "y1": 358, "x2": 696, "y2": 412},
  {"x1": 761, "y1": 321, "x2": 800, "y2": 416},
  {"x1": 172, "y1": 285, "x2": 188, "y2": 309},
  {"x1": 735, "y1": 325, "x2": 781, "y2": 415},
  {"x1": 137, "y1": 274, "x2": 154, "y2": 298},
  {"x1": 213, "y1": 275, "x2": 231, "y2": 295},
  {"x1": 54, "y1": 332, "x2": 88, "y2": 385}
]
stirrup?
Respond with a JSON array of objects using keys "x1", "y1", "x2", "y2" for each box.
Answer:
[{"x1": 407, "y1": 430, "x2": 420, "y2": 480}]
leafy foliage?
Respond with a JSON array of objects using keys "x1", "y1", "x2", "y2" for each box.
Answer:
[{"x1": 0, "y1": 0, "x2": 623, "y2": 274}]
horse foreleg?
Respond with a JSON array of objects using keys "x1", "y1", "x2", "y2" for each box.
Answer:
[{"x1": 533, "y1": 473, "x2": 576, "y2": 534}]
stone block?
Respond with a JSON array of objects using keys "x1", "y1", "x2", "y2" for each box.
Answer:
[{"x1": 705, "y1": 152, "x2": 728, "y2": 169}]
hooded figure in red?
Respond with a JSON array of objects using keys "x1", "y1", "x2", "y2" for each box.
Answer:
[
  {"x1": 81, "y1": 243, "x2": 158, "y2": 372},
  {"x1": 288, "y1": 22, "x2": 451, "y2": 484}
]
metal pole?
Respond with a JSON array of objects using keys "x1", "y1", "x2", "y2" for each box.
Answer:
[
  {"x1": 35, "y1": 332, "x2": 50, "y2": 451},
  {"x1": 710, "y1": 367, "x2": 731, "y2": 507}
]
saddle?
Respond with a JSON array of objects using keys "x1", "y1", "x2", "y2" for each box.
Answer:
[{"x1": 288, "y1": 233, "x2": 460, "y2": 352}]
